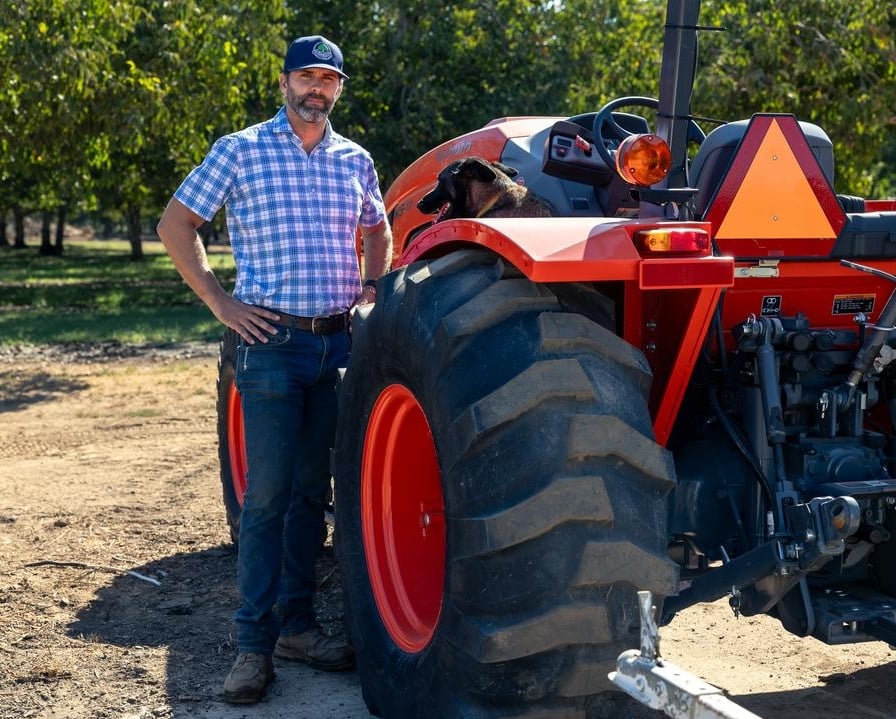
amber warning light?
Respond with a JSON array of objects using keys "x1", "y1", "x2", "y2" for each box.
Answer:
[
  {"x1": 615, "y1": 134, "x2": 672, "y2": 186},
  {"x1": 634, "y1": 227, "x2": 711, "y2": 255}
]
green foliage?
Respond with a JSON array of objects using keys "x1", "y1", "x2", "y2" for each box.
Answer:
[
  {"x1": 94, "y1": 0, "x2": 287, "y2": 214},
  {"x1": 0, "y1": 0, "x2": 893, "y2": 260},
  {"x1": 0, "y1": 0, "x2": 142, "y2": 212},
  {"x1": 291, "y1": 0, "x2": 894, "y2": 193},
  {"x1": 305, "y1": 0, "x2": 670, "y2": 186},
  {"x1": 696, "y1": 0, "x2": 896, "y2": 195}
]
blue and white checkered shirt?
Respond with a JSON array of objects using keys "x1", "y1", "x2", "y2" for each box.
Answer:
[{"x1": 174, "y1": 107, "x2": 386, "y2": 316}]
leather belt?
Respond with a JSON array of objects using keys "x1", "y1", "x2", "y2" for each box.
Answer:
[{"x1": 271, "y1": 310, "x2": 349, "y2": 335}]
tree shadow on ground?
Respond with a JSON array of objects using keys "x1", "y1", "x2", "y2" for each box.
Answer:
[
  {"x1": 67, "y1": 545, "x2": 240, "y2": 704},
  {"x1": 66, "y1": 544, "x2": 351, "y2": 715},
  {"x1": 730, "y1": 658, "x2": 896, "y2": 719},
  {"x1": 0, "y1": 369, "x2": 90, "y2": 412},
  {"x1": 66, "y1": 542, "x2": 896, "y2": 718}
]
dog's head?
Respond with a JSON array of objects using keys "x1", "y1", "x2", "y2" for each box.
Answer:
[{"x1": 417, "y1": 157, "x2": 519, "y2": 220}]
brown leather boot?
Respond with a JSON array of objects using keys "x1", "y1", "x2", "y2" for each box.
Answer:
[
  {"x1": 222, "y1": 652, "x2": 275, "y2": 704},
  {"x1": 274, "y1": 626, "x2": 355, "y2": 671}
]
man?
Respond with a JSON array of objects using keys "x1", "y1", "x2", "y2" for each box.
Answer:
[{"x1": 156, "y1": 34, "x2": 392, "y2": 704}]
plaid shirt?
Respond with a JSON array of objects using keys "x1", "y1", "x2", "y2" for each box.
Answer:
[{"x1": 174, "y1": 107, "x2": 386, "y2": 316}]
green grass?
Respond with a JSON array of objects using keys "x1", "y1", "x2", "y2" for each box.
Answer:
[{"x1": 0, "y1": 237, "x2": 236, "y2": 346}]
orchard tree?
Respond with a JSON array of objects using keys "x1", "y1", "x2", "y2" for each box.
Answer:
[
  {"x1": 0, "y1": 0, "x2": 893, "y2": 257},
  {"x1": 94, "y1": 0, "x2": 286, "y2": 260},
  {"x1": 0, "y1": 0, "x2": 286, "y2": 260},
  {"x1": 0, "y1": 0, "x2": 140, "y2": 251},
  {"x1": 695, "y1": 0, "x2": 896, "y2": 196},
  {"x1": 287, "y1": 0, "x2": 664, "y2": 186}
]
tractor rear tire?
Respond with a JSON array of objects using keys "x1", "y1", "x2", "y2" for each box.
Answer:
[
  {"x1": 216, "y1": 328, "x2": 245, "y2": 545},
  {"x1": 334, "y1": 249, "x2": 678, "y2": 718}
]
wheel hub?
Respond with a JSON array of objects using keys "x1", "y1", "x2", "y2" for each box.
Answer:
[{"x1": 361, "y1": 383, "x2": 445, "y2": 653}]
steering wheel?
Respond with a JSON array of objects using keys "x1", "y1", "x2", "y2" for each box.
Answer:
[{"x1": 591, "y1": 96, "x2": 706, "y2": 172}]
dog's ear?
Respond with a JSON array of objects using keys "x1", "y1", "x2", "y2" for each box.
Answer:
[
  {"x1": 491, "y1": 161, "x2": 519, "y2": 179},
  {"x1": 443, "y1": 160, "x2": 463, "y2": 177},
  {"x1": 462, "y1": 157, "x2": 499, "y2": 183}
]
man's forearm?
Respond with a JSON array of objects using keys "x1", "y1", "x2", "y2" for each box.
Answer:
[
  {"x1": 157, "y1": 201, "x2": 230, "y2": 314},
  {"x1": 361, "y1": 221, "x2": 393, "y2": 281}
]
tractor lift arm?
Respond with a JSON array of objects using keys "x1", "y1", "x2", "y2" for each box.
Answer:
[{"x1": 663, "y1": 495, "x2": 861, "y2": 618}]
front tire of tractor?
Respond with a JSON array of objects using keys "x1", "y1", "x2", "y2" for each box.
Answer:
[
  {"x1": 334, "y1": 250, "x2": 678, "y2": 718},
  {"x1": 216, "y1": 329, "x2": 246, "y2": 545}
]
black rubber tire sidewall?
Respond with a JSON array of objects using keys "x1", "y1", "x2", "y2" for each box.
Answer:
[
  {"x1": 216, "y1": 328, "x2": 243, "y2": 545},
  {"x1": 335, "y1": 250, "x2": 678, "y2": 719}
]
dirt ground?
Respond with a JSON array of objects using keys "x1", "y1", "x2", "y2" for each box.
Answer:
[{"x1": 2, "y1": 343, "x2": 896, "y2": 719}]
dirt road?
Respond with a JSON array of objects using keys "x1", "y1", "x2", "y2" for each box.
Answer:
[{"x1": 1, "y1": 344, "x2": 895, "y2": 719}]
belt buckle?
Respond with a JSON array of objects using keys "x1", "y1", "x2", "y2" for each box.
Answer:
[{"x1": 311, "y1": 315, "x2": 324, "y2": 334}]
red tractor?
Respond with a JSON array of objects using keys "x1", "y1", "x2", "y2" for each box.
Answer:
[{"x1": 218, "y1": 1, "x2": 896, "y2": 716}]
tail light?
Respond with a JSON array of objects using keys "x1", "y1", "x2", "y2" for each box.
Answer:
[
  {"x1": 615, "y1": 134, "x2": 672, "y2": 186},
  {"x1": 634, "y1": 227, "x2": 711, "y2": 255}
]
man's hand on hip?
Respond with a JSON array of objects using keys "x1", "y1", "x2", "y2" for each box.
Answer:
[{"x1": 213, "y1": 297, "x2": 282, "y2": 345}]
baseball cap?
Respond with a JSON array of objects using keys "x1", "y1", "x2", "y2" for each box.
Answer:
[{"x1": 283, "y1": 35, "x2": 348, "y2": 79}]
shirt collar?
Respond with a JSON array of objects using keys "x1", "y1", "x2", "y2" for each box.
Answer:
[{"x1": 272, "y1": 106, "x2": 333, "y2": 147}]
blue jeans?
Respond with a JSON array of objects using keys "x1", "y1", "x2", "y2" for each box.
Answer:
[{"x1": 234, "y1": 323, "x2": 350, "y2": 655}]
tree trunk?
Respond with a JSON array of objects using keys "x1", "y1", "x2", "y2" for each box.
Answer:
[
  {"x1": 39, "y1": 211, "x2": 57, "y2": 255},
  {"x1": 126, "y1": 204, "x2": 143, "y2": 261},
  {"x1": 0, "y1": 211, "x2": 8, "y2": 247},
  {"x1": 13, "y1": 206, "x2": 26, "y2": 249},
  {"x1": 55, "y1": 205, "x2": 67, "y2": 254}
]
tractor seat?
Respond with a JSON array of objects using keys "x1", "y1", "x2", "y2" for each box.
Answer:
[{"x1": 688, "y1": 119, "x2": 835, "y2": 219}]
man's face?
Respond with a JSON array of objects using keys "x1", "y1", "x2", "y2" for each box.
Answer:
[{"x1": 281, "y1": 68, "x2": 343, "y2": 123}]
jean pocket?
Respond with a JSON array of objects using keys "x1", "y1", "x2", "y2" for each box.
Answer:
[
  {"x1": 261, "y1": 325, "x2": 291, "y2": 347},
  {"x1": 238, "y1": 326, "x2": 292, "y2": 372}
]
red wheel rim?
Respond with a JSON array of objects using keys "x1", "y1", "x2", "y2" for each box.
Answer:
[
  {"x1": 226, "y1": 383, "x2": 248, "y2": 506},
  {"x1": 362, "y1": 384, "x2": 445, "y2": 653}
]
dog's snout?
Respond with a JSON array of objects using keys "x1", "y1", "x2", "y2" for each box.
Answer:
[
  {"x1": 417, "y1": 184, "x2": 451, "y2": 214},
  {"x1": 417, "y1": 190, "x2": 441, "y2": 213}
]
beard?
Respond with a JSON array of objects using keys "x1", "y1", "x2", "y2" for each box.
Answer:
[{"x1": 286, "y1": 86, "x2": 334, "y2": 123}]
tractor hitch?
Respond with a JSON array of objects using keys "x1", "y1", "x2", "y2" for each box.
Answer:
[{"x1": 610, "y1": 591, "x2": 763, "y2": 719}]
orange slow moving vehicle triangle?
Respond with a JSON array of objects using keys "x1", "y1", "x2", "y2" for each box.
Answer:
[{"x1": 705, "y1": 114, "x2": 846, "y2": 257}]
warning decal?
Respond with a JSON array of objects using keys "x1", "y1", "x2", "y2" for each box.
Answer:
[{"x1": 832, "y1": 294, "x2": 875, "y2": 315}]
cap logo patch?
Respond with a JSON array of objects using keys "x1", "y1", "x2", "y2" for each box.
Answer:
[{"x1": 312, "y1": 42, "x2": 334, "y2": 61}]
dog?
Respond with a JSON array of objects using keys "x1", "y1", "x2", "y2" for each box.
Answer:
[{"x1": 417, "y1": 157, "x2": 554, "y2": 221}]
